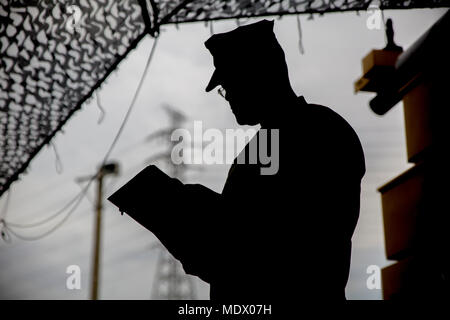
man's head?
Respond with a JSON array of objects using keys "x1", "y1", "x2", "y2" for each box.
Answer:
[{"x1": 204, "y1": 20, "x2": 293, "y2": 125}]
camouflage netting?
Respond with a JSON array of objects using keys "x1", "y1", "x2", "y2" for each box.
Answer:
[
  {"x1": 0, "y1": 0, "x2": 147, "y2": 197},
  {"x1": 1, "y1": 0, "x2": 448, "y2": 197}
]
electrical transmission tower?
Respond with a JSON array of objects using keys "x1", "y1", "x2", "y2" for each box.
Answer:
[
  {"x1": 151, "y1": 243, "x2": 197, "y2": 300},
  {"x1": 148, "y1": 104, "x2": 197, "y2": 300}
]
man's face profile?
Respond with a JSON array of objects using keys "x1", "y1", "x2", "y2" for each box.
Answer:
[{"x1": 219, "y1": 68, "x2": 269, "y2": 126}]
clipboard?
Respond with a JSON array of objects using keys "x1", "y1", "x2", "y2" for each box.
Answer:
[{"x1": 107, "y1": 165, "x2": 174, "y2": 232}]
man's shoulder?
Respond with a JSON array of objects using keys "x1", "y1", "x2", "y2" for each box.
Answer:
[
  {"x1": 294, "y1": 100, "x2": 366, "y2": 177},
  {"x1": 305, "y1": 102, "x2": 352, "y2": 129},
  {"x1": 297, "y1": 102, "x2": 359, "y2": 142}
]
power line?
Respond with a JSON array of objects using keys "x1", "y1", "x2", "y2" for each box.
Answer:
[
  {"x1": 2, "y1": 191, "x2": 86, "y2": 241},
  {"x1": 100, "y1": 36, "x2": 159, "y2": 166},
  {"x1": 3, "y1": 188, "x2": 86, "y2": 229}
]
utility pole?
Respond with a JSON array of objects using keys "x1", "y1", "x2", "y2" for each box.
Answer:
[{"x1": 90, "y1": 162, "x2": 119, "y2": 300}]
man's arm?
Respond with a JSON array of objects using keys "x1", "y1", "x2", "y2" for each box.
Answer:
[
  {"x1": 108, "y1": 165, "x2": 223, "y2": 283},
  {"x1": 154, "y1": 179, "x2": 222, "y2": 283}
]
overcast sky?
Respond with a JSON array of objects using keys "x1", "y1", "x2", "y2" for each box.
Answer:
[{"x1": 0, "y1": 8, "x2": 446, "y2": 300}]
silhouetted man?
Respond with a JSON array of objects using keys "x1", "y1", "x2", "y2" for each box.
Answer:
[{"x1": 110, "y1": 20, "x2": 365, "y2": 300}]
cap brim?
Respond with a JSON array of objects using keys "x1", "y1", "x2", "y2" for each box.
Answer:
[{"x1": 205, "y1": 69, "x2": 221, "y2": 92}]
